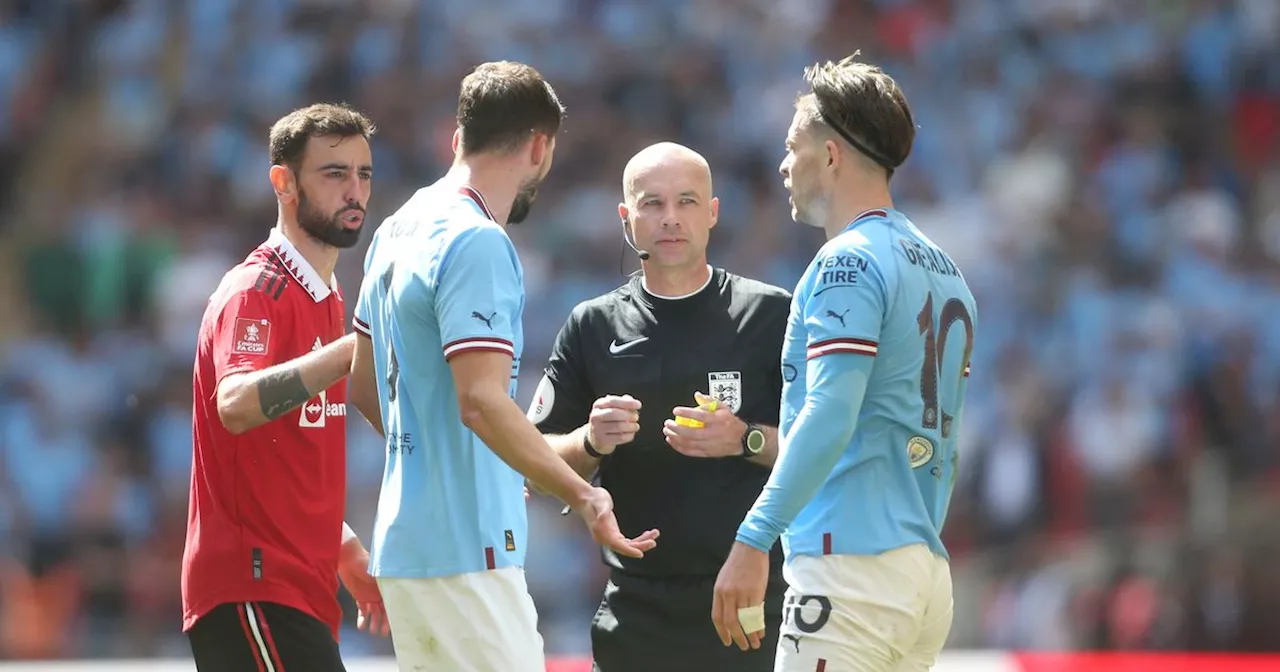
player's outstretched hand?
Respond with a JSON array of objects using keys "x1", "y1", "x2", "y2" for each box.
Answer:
[
  {"x1": 338, "y1": 545, "x2": 391, "y2": 638},
  {"x1": 587, "y1": 394, "x2": 642, "y2": 454},
  {"x1": 577, "y1": 486, "x2": 659, "y2": 558},
  {"x1": 665, "y1": 392, "x2": 744, "y2": 458},
  {"x1": 712, "y1": 542, "x2": 770, "y2": 651}
]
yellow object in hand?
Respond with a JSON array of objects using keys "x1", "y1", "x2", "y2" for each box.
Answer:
[{"x1": 675, "y1": 393, "x2": 717, "y2": 428}]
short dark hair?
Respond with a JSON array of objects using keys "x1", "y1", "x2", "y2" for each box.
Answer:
[
  {"x1": 268, "y1": 103, "x2": 376, "y2": 171},
  {"x1": 796, "y1": 53, "x2": 915, "y2": 178},
  {"x1": 456, "y1": 61, "x2": 566, "y2": 156}
]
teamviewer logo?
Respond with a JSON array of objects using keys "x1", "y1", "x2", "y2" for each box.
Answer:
[{"x1": 300, "y1": 390, "x2": 328, "y2": 428}]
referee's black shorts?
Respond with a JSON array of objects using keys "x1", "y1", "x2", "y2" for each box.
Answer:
[
  {"x1": 591, "y1": 572, "x2": 787, "y2": 672},
  {"x1": 188, "y1": 601, "x2": 345, "y2": 672}
]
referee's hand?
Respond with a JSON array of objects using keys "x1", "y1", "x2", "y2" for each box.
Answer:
[
  {"x1": 586, "y1": 395, "x2": 642, "y2": 454},
  {"x1": 576, "y1": 486, "x2": 660, "y2": 558}
]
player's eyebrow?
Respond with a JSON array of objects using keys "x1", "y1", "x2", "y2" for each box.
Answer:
[{"x1": 316, "y1": 162, "x2": 373, "y2": 174}]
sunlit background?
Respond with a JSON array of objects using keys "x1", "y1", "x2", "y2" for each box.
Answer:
[{"x1": 0, "y1": 0, "x2": 1278, "y2": 665}]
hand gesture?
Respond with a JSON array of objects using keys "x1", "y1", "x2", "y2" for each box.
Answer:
[
  {"x1": 576, "y1": 486, "x2": 659, "y2": 558},
  {"x1": 664, "y1": 392, "x2": 746, "y2": 458},
  {"x1": 712, "y1": 542, "x2": 770, "y2": 651},
  {"x1": 587, "y1": 394, "x2": 642, "y2": 455},
  {"x1": 338, "y1": 545, "x2": 391, "y2": 637}
]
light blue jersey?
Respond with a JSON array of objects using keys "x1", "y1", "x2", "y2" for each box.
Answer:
[
  {"x1": 737, "y1": 208, "x2": 976, "y2": 562},
  {"x1": 353, "y1": 182, "x2": 528, "y2": 579}
]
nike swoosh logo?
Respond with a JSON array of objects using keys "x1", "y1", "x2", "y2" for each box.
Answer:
[{"x1": 609, "y1": 337, "x2": 649, "y2": 355}]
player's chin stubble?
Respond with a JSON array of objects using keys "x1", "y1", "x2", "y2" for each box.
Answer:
[
  {"x1": 507, "y1": 179, "x2": 540, "y2": 225},
  {"x1": 298, "y1": 190, "x2": 362, "y2": 248}
]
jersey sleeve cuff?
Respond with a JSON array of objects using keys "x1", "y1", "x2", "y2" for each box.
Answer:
[
  {"x1": 807, "y1": 338, "x2": 877, "y2": 360},
  {"x1": 443, "y1": 337, "x2": 515, "y2": 360},
  {"x1": 352, "y1": 316, "x2": 371, "y2": 337},
  {"x1": 735, "y1": 519, "x2": 779, "y2": 554}
]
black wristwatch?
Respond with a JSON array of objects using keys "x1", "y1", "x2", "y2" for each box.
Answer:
[{"x1": 741, "y1": 423, "x2": 765, "y2": 458}]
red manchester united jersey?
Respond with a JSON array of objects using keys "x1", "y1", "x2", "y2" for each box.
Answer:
[{"x1": 183, "y1": 228, "x2": 349, "y2": 638}]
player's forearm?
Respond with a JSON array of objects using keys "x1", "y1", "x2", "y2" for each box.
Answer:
[
  {"x1": 218, "y1": 334, "x2": 356, "y2": 434},
  {"x1": 736, "y1": 359, "x2": 869, "y2": 552},
  {"x1": 746, "y1": 425, "x2": 780, "y2": 468},
  {"x1": 349, "y1": 335, "x2": 384, "y2": 437},
  {"x1": 460, "y1": 390, "x2": 594, "y2": 508},
  {"x1": 545, "y1": 426, "x2": 599, "y2": 480}
]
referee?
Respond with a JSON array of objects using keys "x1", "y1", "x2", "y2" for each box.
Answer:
[{"x1": 529, "y1": 142, "x2": 790, "y2": 671}]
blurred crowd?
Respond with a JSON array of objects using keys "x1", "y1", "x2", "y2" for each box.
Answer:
[{"x1": 0, "y1": 0, "x2": 1278, "y2": 660}]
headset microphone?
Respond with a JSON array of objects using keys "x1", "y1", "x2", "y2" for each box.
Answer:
[{"x1": 621, "y1": 219, "x2": 651, "y2": 261}]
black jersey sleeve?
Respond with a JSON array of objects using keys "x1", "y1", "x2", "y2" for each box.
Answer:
[{"x1": 528, "y1": 308, "x2": 596, "y2": 435}]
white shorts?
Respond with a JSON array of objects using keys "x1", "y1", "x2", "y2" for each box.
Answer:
[
  {"x1": 775, "y1": 544, "x2": 953, "y2": 672},
  {"x1": 377, "y1": 568, "x2": 545, "y2": 672}
]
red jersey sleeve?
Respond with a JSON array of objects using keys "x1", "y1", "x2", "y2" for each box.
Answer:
[{"x1": 211, "y1": 289, "x2": 282, "y2": 381}]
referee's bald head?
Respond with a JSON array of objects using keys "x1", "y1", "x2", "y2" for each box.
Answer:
[{"x1": 622, "y1": 142, "x2": 713, "y2": 205}]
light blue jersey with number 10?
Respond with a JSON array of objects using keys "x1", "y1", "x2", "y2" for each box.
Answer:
[
  {"x1": 737, "y1": 208, "x2": 976, "y2": 563},
  {"x1": 353, "y1": 181, "x2": 528, "y2": 580}
]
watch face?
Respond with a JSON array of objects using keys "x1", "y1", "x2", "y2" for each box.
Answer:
[{"x1": 746, "y1": 429, "x2": 765, "y2": 453}]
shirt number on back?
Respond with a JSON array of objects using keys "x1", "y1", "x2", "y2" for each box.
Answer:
[
  {"x1": 382, "y1": 261, "x2": 400, "y2": 402},
  {"x1": 916, "y1": 291, "x2": 974, "y2": 438}
]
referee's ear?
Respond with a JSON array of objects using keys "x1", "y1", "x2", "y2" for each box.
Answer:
[{"x1": 269, "y1": 164, "x2": 297, "y2": 205}]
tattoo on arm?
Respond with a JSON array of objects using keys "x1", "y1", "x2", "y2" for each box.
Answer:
[{"x1": 257, "y1": 368, "x2": 313, "y2": 420}]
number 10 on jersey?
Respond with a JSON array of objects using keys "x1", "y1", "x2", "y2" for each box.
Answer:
[{"x1": 916, "y1": 292, "x2": 973, "y2": 439}]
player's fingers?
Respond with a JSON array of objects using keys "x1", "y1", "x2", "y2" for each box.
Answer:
[
  {"x1": 748, "y1": 628, "x2": 763, "y2": 650},
  {"x1": 628, "y1": 528, "x2": 660, "y2": 551},
  {"x1": 606, "y1": 532, "x2": 645, "y2": 558},
  {"x1": 712, "y1": 593, "x2": 734, "y2": 647}
]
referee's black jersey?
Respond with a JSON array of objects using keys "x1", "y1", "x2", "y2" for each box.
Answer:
[{"x1": 531, "y1": 267, "x2": 791, "y2": 579}]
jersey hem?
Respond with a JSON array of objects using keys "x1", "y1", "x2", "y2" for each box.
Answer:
[{"x1": 183, "y1": 584, "x2": 339, "y2": 637}]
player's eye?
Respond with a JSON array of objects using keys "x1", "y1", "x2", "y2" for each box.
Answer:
[
  {"x1": 680, "y1": 198, "x2": 695, "y2": 205},
  {"x1": 359, "y1": 171, "x2": 372, "y2": 180},
  {"x1": 328, "y1": 171, "x2": 345, "y2": 178}
]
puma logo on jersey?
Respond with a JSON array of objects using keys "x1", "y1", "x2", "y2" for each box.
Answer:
[
  {"x1": 783, "y1": 634, "x2": 802, "y2": 653},
  {"x1": 471, "y1": 311, "x2": 496, "y2": 329},
  {"x1": 825, "y1": 309, "x2": 849, "y2": 327}
]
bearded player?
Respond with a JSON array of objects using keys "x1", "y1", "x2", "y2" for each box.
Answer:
[
  {"x1": 184, "y1": 103, "x2": 390, "y2": 672},
  {"x1": 347, "y1": 61, "x2": 659, "y2": 671}
]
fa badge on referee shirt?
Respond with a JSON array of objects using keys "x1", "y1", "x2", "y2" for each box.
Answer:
[{"x1": 707, "y1": 371, "x2": 742, "y2": 413}]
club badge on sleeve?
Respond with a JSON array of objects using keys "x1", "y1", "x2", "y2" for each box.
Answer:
[{"x1": 232, "y1": 318, "x2": 271, "y2": 355}]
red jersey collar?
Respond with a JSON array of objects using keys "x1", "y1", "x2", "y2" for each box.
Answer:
[{"x1": 266, "y1": 228, "x2": 335, "y2": 303}]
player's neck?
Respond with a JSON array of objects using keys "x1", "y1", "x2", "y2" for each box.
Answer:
[
  {"x1": 824, "y1": 180, "x2": 894, "y2": 240},
  {"x1": 275, "y1": 220, "x2": 338, "y2": 282},
  {"x1": 641, "y1": 262, "x2": 712, "y2": 298},
  {"x1": 444, "y1": 161, "x2": 519, "y2": 226}
]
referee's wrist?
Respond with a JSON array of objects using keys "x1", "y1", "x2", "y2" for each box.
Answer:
[{"x1": 582, "y1": 428, "x2": 611, "y2": 459}]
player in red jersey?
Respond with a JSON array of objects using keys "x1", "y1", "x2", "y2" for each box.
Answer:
[{"x1": 183, "y1": 103, "x2": 389, "y2": 672}]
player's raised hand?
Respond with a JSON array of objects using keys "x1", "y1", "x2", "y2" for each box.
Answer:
[
  {"x1": 665, "y1": 392, "x2": 744, "y2": 458},
  {"x1": 586, "y1": 394, "x2": 642, "y2": 454},
  {"x1": 576, "y1": 486, "x2": 659, "y2": 558}
]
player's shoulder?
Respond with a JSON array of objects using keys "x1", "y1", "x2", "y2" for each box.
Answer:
[{"x1": 211, "y1": 245, "x2": 290, "y2": 305}]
